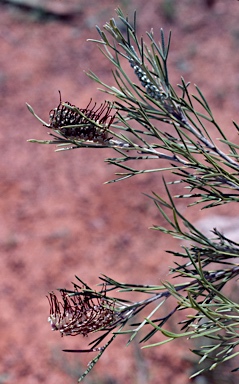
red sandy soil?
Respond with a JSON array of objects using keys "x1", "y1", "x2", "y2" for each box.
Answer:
[{"x1": 1, "y1": 1, "x2": 239, "y2": 383}]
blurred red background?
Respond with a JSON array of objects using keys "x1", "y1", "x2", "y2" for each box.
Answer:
[{"x1": 1, "y1": 1, "x2": 239, "y2": 383}]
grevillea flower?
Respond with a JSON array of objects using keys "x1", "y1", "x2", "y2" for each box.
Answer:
[
  {"x1": 128, "y1": 59, "x2": 184, "y2": 121},
  {"x1": 129, "y1": 59, "x2": 167, "y2": 101},
  {"x1": 48, "y1": 94, "x2": 115, "y2": 143},
  {"x1": 47, "y1": 286, "x2": 119, "y2": 337}
]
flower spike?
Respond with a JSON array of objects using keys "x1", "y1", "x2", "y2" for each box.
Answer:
[
  {"x1": 47, "y1": 285, "x2": 120, "y2": 337},
  {"x1": 48, "y1": 92, "x2": 115, "y2": 143}
]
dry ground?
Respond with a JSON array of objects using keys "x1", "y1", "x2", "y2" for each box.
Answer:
[{"x1": 1, "y1": 1, "x2": 239, "y2": 383}]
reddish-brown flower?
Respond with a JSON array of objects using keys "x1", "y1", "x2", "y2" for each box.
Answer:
[
  {"x1": 48, "y1": 94, "x2": 115, "y2": 143},
  {"x1": 47, "y1": 287, "x2": 119, "y2": 337}
]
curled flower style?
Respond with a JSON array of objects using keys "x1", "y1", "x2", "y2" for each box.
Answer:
[
  {"x1": 48, "y1": 93, "x2": 115, "y2": 143},
  {"x1": 47, "y1": 286, "x2": 119, "y2": 337}
]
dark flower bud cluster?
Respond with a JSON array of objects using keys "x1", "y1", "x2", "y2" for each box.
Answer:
[
  {"x1": 129, "y1": 59, "x2": 167, "y2": 101},
  {"x1": 47, "y1": 286, "x2": 119, "y2": 337},
  {"x1": 48, "y1": 95, "x2": 115, "y2": 143}
]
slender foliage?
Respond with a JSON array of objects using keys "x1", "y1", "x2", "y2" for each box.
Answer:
[{"x1": 27, "y1": 8, "x2": 239, "y2": 381}]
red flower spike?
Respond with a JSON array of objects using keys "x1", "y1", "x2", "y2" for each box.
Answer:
[
  {"x1": 47, "y1": 286, "x2": 119, "y2": 337},
  {"x1": 48, "y1": 93, "x2": 115, "y2": 143}
]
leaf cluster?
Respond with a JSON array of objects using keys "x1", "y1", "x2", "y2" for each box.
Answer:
[{"x1": 27, "y1": 8, "x2": 239, "y2": 381}]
